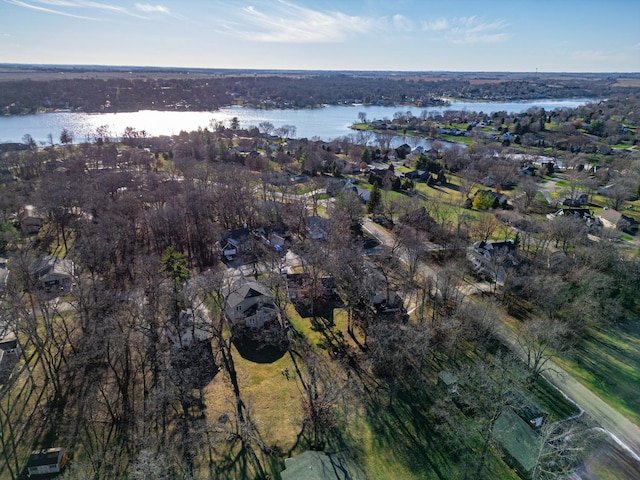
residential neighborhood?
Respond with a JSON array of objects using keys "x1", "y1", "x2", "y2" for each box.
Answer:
[{"x1": 0, "y1": 41, "x2": 639, "y2": 480}]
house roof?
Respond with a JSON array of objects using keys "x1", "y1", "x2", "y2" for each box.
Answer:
[
  {"x1": 438, "y1": 371, "x2": 458, "y2": 386},
  {"x1": 305, "y1": 215, "x2": 328, "y2": 239},
  {"x1": 598, "y1": 209, "x2": 623, "y2": 225},
  {"x1": 30, "y1": 256, "x2": 74, "y2": 281},
  {"x1": 225, "y1": 279, "x2": 273, "y2": 310},
  {"x1": 281, "y1": 451, "x2": 366, "y2": 480},
  {"x1": 26, "y1": 448, "x2": 66, "y2": 468},
  {"x1": 0, "y1": 258, "x2": 8, "y2": 292},
  {"x1": 492, "y1": 408, "x2": 541, "y2": 472},
  {"x1": 0, "y1": 332, "x2": 18, "y2": 350},
  {"x1": 218, "y1": 227, "x2": 251, "y2": 243}
]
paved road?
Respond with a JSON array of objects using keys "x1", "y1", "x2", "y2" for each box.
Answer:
[{"x1": 363, "y1": 217, "x2": 640, "y2": 465}]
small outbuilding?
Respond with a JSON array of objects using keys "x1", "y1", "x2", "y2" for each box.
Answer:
[
  {"x1": 0, "y1": 332, "x2": 21, "y2": 383},
  {"x1": 26, "y1": 447, "x2": 68, "y2": 477},
  {"x1": 492, "y1": 408, "x2": 542, "y2": 475},
  {"x1": 281, "y1": 450, "x2": 366, "y2": 480}
]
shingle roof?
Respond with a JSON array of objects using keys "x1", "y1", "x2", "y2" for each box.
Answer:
[
  {"x1": 281, "y1": 451, "x2": 366, "y2": 480},
  {"x1": 493, "y1": 408, "x2": 541, "y2": 472},
  {"x1": 225, "y1": 279, "x2": 272, "y2": 310}
]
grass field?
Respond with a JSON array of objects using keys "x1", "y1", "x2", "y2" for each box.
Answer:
[{"x1": 555, "y1": 319, "x2": 640, "y2": 426}]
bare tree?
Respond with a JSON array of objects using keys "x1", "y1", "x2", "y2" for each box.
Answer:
[
  {"x1": 517, "y1": 177, "x2": 540, "y2": 212},
  {"x1": 375, "y1": 132, "x2": 395, "y2": 152},
  {"x1": 471, "y1": 213, "x2": 501, "y2": 242},
  {"x1": 515, "y1": 316, "x2": 574, "y2": 379},
  {"x1": 531, "y1": 418, "x2": 603, "y2": 480}
]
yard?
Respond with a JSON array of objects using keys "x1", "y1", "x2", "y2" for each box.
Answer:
[{"x1": 197, "y1": 286, "x2": 584, "y2": 480}]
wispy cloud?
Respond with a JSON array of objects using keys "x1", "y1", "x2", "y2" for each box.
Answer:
[
  {"x1": 422, "y1": 16, "x2": 509, "y2": 44},
  {"x1": 5, "y1": 0, "x2": 171, "y2": 20},
  {"x1": 223, "y1": 0, "x2": 374, "y2": 43},
  {"x1": 4, "y1": 0, "x2": 97, "y2": 20},
  {"x1": 422, "y1": 17, "x2": 449, "y2": 32},
  {"x1": 135, "y1": 3, "x2": 170, "y2": 14}
]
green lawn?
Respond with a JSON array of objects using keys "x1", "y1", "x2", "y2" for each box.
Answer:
[
  {"x1": 555, "y1": 320, "x2": 640, "y2": 425},
  {"x1": 441, "y1": 135, "x2": 473, "y2": 146},
  {"x1": 203, "y1": 299, "x2": 530, "y2": 480}
]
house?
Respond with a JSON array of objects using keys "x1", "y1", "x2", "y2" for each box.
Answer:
[
  {"x1": 225, "y1": 279, "x2": 280, "y2": 329},
  {"x1": 561, "y1": 193, "x2": 589, "y2": 207},
  {"x1": 492, "y1": 408, "x2": 542, "y2": 475},
  {"x1": 305, "y1": 215, "x2": 328, "y2": 240},
  {"x1": 26, "y1": 447, "x2": 69, "y2": 477},
  {"x1": 286, "y1": 273, "x2": 337, "y2": 303},
  {"x1": 0, "y1": 332, "x2": 20, "y2": 383},
  {"x1": 0, "y1": 257, "x2": 8, "y2": 294},
  {"x1": 218, "y1": 227, "x2": 253, "y2": 260},
  {"x1": 365, "y1": 262, "x2": 407, "y2": 318},
  {"x1": 404, "y1": 169, "x2": 431, "y2": 182},
  {"x1": 546, "y1": 208, "x2": 592, "y2": 220},
  {"x1": 505, "y1": 390, "x2": 547, "y2": 430},
  {"x1": 467, "y1": 240, "x2": 517, "y2": 285},
  {"x1": 281, "y1": 450, "x2": 366, "y2": 480},
  {"x1": 475, "y1": 189, "x2": 509, "y2": 208},
  {"x1": 437, "y1": 371, "x2": 458, "y2": 394},
  {"x1": 519, "y1": 165, "x2": 536, "y2": 176},
  {"x1": 355, "y1": 187, "x2": 371, "y2": 203},
  {"x1": 255, "y1": 226, "x2": 290, "y2": 252},
  {"x1": 597, "y1": 184, "x2": 616, "y2": 195},
  {"x1": 30, "y1": 256, "x2": 74, "y2": 293},
  {"x1": 165, "y1": 308, "x2": 212, "y2": 349},
  {"x1": 598, "y1": 209, "x2": 638, "y2": 234},
  {"x1": 18, "y1": 205, "x2": 44, "y2": 235}
]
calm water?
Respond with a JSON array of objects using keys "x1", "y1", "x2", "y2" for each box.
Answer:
[{"x1": 0, "y1": 99, "x2": 592, "y2": 145}]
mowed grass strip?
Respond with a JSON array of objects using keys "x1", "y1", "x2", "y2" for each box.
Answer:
[{"x1": 555, "y1": 321, "x2": 640, "y2": 425}]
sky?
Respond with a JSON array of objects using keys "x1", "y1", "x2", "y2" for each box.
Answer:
[{"x1": 1, "y1": 0, "x2": 639, "y2": 72}]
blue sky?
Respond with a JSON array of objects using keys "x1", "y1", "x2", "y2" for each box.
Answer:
[{"x1": 1, "y1": 0, "x2": 639, "y2": 72}]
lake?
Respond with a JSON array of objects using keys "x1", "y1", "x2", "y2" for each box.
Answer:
[{"x1": 0, "y1": 99, "x2": 592, "y2": 145}]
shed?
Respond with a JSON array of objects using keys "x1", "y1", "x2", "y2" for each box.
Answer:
[
  {"x1": 26, "y1": 447, "x2": 68, "y2": 477},
  {"x1": 0, "y1": 332, "x2": 21, "y2": 383},
  {"x1": 437, "y1": 371, "x2": 458, "y2": 393},
  {"x1": 281, "y1": 450, "x2": 366, "y2": 480},
  {"x1": 492, "y1": 408, "x2": 542, "y2": 474}
]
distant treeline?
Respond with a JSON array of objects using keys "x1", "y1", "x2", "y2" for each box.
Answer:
[{"x1": 0, "y1": 73, "x2": 626, "y2": 115}]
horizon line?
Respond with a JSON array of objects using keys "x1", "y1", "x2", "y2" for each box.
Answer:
[{"x1": 1, "y1": 63, "x2": 638, "y2": 76}]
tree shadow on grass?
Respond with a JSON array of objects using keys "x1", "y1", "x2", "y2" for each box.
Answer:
[
  {"x1": 232, "y1": 328, "x2": 288, "y2": 364},
  {"x1": 170, "y1": 339, "x2": 219, "y2": 390}
]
